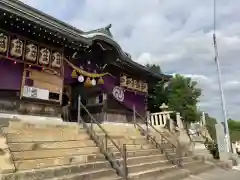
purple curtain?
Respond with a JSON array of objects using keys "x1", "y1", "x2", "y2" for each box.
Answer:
[
  {"x1": 102, "y1": 75, "x2": 146, "y2": 113},
  {"x1": 0, "y1": 60, "x2": 23, "y2": 90}
]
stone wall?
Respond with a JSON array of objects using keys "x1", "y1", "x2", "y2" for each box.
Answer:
[{"x1": 0, "y1": 98, "x2": 61, "y2": 118}]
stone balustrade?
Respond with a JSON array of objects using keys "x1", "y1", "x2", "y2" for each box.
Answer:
[{"x1": 0, "y1": 131, "x2": 15, "y2": 173}]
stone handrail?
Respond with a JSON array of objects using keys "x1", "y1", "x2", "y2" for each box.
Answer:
[{"x1": 0, "y1": 128, "x2": 15, "y2": 173}]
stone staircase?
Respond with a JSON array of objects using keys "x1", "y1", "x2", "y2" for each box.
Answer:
[
  {"x1": 0, "y1": 118, "x2": 219, "y2": 180},
  {"x1": 94, "y1": 123, "x2": 214, "y2": 180},
  {"x1": 0, "y1": 120, "x2": 121, "y2": 180},
  {"x1": 149, "y1": 128, "x2": 215, "y2": 175}
]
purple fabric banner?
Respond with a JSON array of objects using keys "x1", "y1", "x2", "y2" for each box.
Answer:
[
  {"x1": 63, "y1": 61, "x2": 146, "y2": 113},
  {"x1": 102, "y1": 75, "x2": 146, "y2": 113},
  {"x1": 0, "y1": 59, "x2": 23, "y2": 90}
]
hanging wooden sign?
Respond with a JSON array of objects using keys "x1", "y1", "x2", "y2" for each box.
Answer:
[
  {"x1": 127, "y1": 77, "x2": 133, "y2": 89},
  {"x1": 120, "y1": 74, "x2": 127, "y2": 87},
  {"x1": 136, "y1": 80, "x2": 141, "y2": 92},
  {"x1": 0, "y1": 30, "x2": 63, "y2": 75},
  {"x1": 51, "y1": 51, "x2": 62, "y2": 68},
  {"x1": 39, "y1": 47, "x2": 50, "y2": 66},
  {"x1": 10, "y1": 38, "x2": 24, "y2": 58},
  {"x1": 0, "y1": 33, "x2": 8, "y2": 54},
  {"x1": 25, "y1": 42, "x2": 38, "y2": 62},
  {"x1": 141, "y1": 82, "x2": 148, "y2": 93},
  {"x1": 133, "y1": 79, "x2": 138, "y2": 90}
]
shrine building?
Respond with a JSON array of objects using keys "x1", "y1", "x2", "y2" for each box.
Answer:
[{"x1": 0, "y1": 0, "x2": 171, "y2": 123}]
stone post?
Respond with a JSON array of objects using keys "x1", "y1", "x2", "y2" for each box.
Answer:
[
  {"x1": 159, "y1": 103, "x2": 175, "y2": 131},
  {"x1": 232, "y1": 143, "x2": 237, "y2": 154},
  {"x1": 201, "y1": 112, "x2": 206, "y2": 126},
  {"x1": 215, "y1": 123, "x2": 229, "y2": 161},
  {"x1": 176, "y1": 112, "x2": 184, "y2": 129}
]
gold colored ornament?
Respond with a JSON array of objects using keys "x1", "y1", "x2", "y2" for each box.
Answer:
[
  {"x1": 84, "y1": 77, "x2": 92, "y2": 87},
  {"x1": 64, "y1": 58, "x2": 109, "y2": 78},
  {"x1": 97, "y1": 77, "x2": 104, "y2": 84},
  {"x1": 71, "y1": 70, "x2": 78, "y2": 78}
]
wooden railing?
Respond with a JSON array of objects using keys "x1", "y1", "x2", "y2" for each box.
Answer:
[{"x1": 77, "y1": 96, "x2": 128, "y2": 179}]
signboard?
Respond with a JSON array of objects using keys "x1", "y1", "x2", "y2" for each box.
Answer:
[
  {"x1": 0, "y1": 31, "x2": 63, "y2": 76},
  {"x1": 22, "y1": 86, "x2": 49, "y2": 100}
]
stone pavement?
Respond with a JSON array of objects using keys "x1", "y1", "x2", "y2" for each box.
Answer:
[{"x1": 183, "y1": 168, "x2": 240, "y2": 180}]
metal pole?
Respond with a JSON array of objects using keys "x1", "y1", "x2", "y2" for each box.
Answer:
[
  {"x1": 213, "y1": 0, "x2": 231, "y2": 152},
  {"x1": 133, "y1": 105, "x2": 136, "y2": 125},
  {"x1": 77, "y1": 95, "x2": 81, "y2": 125},
  {"x1": 215, "y1": 55, "x2": 231, "y2": 152}
]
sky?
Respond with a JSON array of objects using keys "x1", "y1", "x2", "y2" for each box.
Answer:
[{"x1": 20, "y1": 0, "x2": 240, "y2": 121}]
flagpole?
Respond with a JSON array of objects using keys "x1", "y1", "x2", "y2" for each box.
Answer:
[{"x1": 213, "y1": 0, "x2": 231, "y2": 152}]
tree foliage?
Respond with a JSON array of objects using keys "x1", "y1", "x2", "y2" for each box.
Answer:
[
  {"x1": 228, "y1": 119, "x2": 240, "y2": 142},
  {"x1": 148, "y1": 82, "x2": 168, "y2": 113},
  {"x1": 146, "y1": 64, "x2": 240, "y2": 142},
  {"x1": 204, "y1": 113, "x2": 217, "y2": 141},
  {"x1": 166, "y1": 74, "x2": 202, "y2": 123},
  {"x1": 147, "y1": 63, "x2": 202, "y2": 124}
]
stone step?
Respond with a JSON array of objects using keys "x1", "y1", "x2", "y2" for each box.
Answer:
[
  {"x1": 158, "y1": 169, "x2": 190, "y2": 180},
  {"x1": 128, "y1": 160, "x2": 171, "y2": 174},
  {"x1": 8, "y1": 140, "x2": 96, "y2": 151},
  {"x1": 14, "y1": 153, "x2": 105, "y2": 170},
  {"x1": 6, "y1": 132, "x2": 90, "y2": 143},
  {"x1": 109, "y1": 137, "x2": 149, "y2": 146},
  {"x1": 44, "y1": 168, "x2": 119, "y2": 180},
  {"x1": 114, "y1": 148, "x2": 161, "y2": 158},
  {"x1": 183, "y1": 161, "x2": 215, "y2": 175},
  {"x1": 128, "y1": 165, "x2": 178, "y2": 180},
  {"x1": 2, "y1": 126, "x2": 86, "y2": 135},
  {"x1": 125, "y1": 154, "x2": 166, "y2": 165},
  {"x1": 8, "y1": 121, "x2": 81, "y2": 131},
  {"x1": 99, "y1": 133, "x2": 147, "y2": 141},
  {"x1": 109, "y1": 144, "x2": 153, "y2": 152},
  {"x1": 11, "y1": 146, "x2": 100, "y2": 160},
  {"x1": 1, "y1": 161, "x2": 112, "y2": 180}
]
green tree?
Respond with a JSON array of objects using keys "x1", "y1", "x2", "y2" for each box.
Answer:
[
  {"x1": 228, "y1": 119, "x2": 240, "y2": 142},
  {"x1": 204, "y1": 113, "x2": 217, "y2": 141},
  {"x1": 146, "y1": 65, "x2": 201, "y2": 126},
  {"x1": 146, "y1": 64, "x2": 166, "y2": 112},
  {"x1": 166, "y1": 74, "x2": 202, "y2": 124},
  {"x1": 148, "y1": 82, "x2": 168, "y2": 113}
]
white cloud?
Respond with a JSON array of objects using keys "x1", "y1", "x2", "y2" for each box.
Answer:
[{"x1": 19, "y1": 0, "x2": 240, "y2": 121}]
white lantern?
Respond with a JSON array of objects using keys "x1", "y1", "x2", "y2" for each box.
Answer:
[
  {"x1": 78, "y1": 75, "x2": 84, "y2": 83},
  {"x1": 91, "y1": 78, "x2": 96, "y2": 86}
]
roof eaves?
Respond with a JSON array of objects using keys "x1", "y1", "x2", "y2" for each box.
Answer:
[{"x1": 6, "y1": 0, "x2": 84, "y2": 34}]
